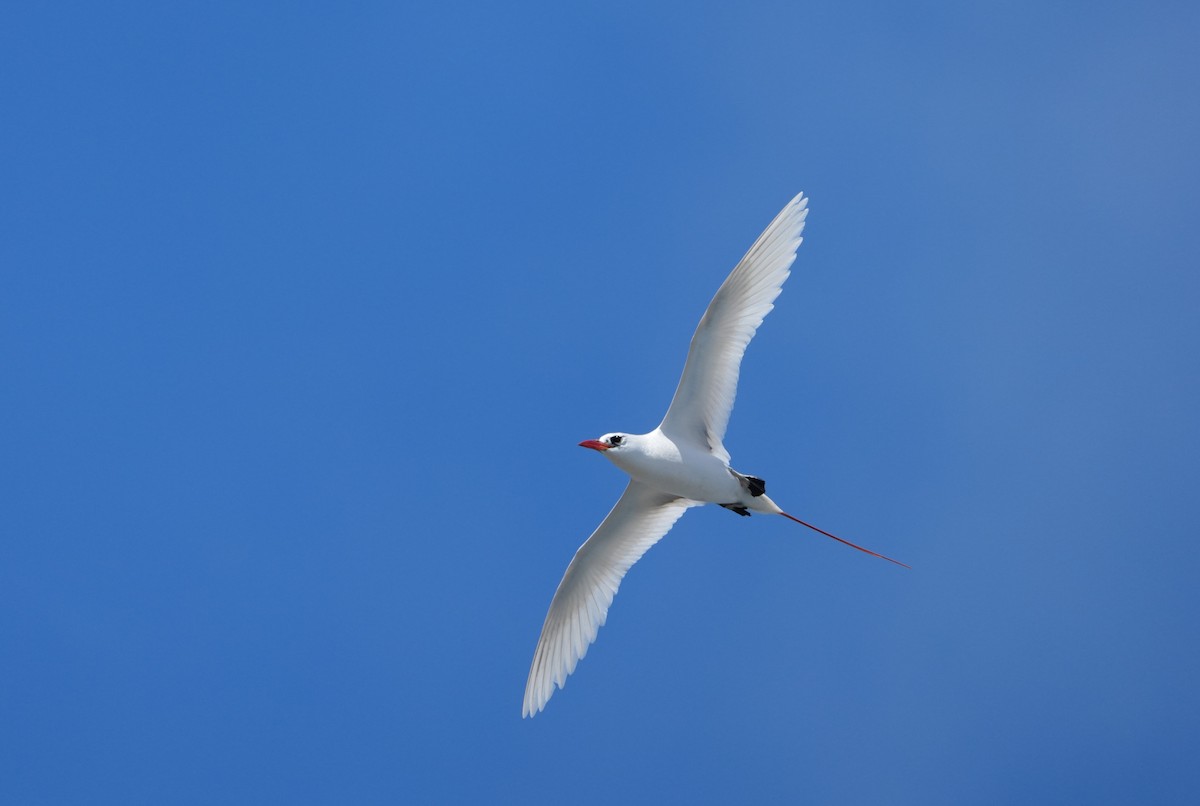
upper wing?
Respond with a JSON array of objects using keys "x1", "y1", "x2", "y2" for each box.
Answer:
[
  {"x1": 658, "y1": 193, "x2": 808, "y2": 462},
  {"x1": 523, "y1": 481, "x2": 696, "y2": 717}
]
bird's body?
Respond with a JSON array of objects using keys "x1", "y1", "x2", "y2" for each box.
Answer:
[
  {"x1": 595, "y1": 430, "x2": 782, "y2": 515},
  {"x1": 523, "y1": 192, "x2": 905, "y2": 718}
]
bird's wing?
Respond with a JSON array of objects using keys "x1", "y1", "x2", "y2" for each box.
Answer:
[
  {"x1": 658, "y1": 193, "x2": 808, "y2": 462},
  {"x1": 523, "y1": 480, "x2": 696, "y2": 717}
]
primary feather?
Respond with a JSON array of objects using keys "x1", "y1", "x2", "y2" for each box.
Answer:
[
  {"x1": 659, "y1": 193, "x2": 808, "y2": 460},
  {"x1": 523, "y1": 482, "x2": 696, "y2": 717}
]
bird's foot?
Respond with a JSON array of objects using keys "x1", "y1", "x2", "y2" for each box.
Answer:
[{"x1": 720, "y1": 504, "x2": 751, "y2": 517}]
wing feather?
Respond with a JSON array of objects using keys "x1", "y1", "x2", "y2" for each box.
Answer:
[
  {"x1": 658, "y1": 193, "x2": 808, "y2": 461},
  {"x1": 522, "y1": 481, "x2": 696, "y2": 717}
]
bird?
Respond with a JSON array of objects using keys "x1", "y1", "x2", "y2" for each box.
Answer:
[{"x1": 522, "y1": 192, "x2": 907, "y2": 718}]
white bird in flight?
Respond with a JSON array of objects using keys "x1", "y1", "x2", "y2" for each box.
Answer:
[{"x1": 523, "y1": 192, "x2": 907, "y2": 718}]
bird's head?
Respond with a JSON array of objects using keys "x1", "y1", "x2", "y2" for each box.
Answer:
[{"x1": 578, "y1": 433, "x2": 629, "y2": 453}]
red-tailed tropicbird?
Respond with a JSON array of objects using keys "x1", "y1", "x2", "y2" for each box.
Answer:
[{"x1": 523, "y1": 192, "x2": 907, "y2": 718}]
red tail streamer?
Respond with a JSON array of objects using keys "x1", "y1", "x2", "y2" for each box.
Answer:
[{"x1": 780, "y1": 512, "x2": 910, "y2": 569}]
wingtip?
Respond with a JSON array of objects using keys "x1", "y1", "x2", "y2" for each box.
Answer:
[
  {"x1": 522, "y1": 683, "x2": 548, "y2": 718},
  {"x1": 521, "y1": 693, "x2": 540, "y2": 719},
  {"x1": 779, "y1": 192, "x2": 809, "y2": 235}
]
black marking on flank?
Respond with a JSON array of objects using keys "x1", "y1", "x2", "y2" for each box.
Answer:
[
  {"x1": 728, "y1": 469, "x2": 767, "y2": 498},
  {"x1": 720, "y1": 504, "x2": 751, "y2": 517}
]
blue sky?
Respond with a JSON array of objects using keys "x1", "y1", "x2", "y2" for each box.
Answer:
[{"x1": 3, "y1": 2, "x2": 1198, "y2": 803}]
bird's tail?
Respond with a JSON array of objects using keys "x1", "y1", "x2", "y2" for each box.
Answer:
[{"x1": 775, "y1": 503, "x2": 910, "y2": 569}]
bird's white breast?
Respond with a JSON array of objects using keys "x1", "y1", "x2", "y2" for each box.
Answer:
[{"x1": 606, "y1": 430, "x2": 741, "y2": 504}]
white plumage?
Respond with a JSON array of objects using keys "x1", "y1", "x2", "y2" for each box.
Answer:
[
  {"x1": 523, "y1": 193, "x2": 903, "y2": 718},
  {"x1": 659, "y1": 193, "x2": 809, "y2": 463},
  {"x1": 523, "y1": 481, "x2": 696, "y2": 718}
]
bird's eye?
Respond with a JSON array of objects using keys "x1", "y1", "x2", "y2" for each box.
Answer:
[{"x1": 609, "y1": 435, "x2": 623, "y2": 446}]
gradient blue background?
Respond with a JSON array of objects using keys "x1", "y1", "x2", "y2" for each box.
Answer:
[{"x1": 3, "y1": 2, "x2": 1198, "y2": 803}]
